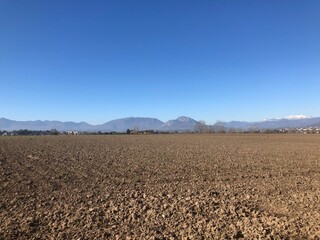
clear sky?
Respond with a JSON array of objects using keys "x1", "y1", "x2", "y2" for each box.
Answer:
[{"x1": 1, "y1": 1, "x2": 320, "y2": 124}]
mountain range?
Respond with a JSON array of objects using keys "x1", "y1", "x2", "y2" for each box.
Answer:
[
  {"x1": 224, "y1": 117, "x2": 320, "y2": 130},
  {"x1": 1, "y1": 115, "x2": 320, "y2": 132},
  {"x1": 0, "y1": 116, "x2": 198, "y2": 132}
]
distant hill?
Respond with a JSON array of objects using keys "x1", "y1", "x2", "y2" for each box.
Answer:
[
  {"x1": 0, "y1": 118, "x2": 94, "y2": 131},
  {"x1": 96, "y1": 117, "x2": 164, "y2": 132},
  {"x1": 225, "y1": 116, "x2": 320, "y2": 130},
  {"x1": 0, "y1": 116, "x2": 199, "y2": 132},
  {"x1": 160, "y1": 116, "x2": 198, "y2": 131},
  {"x1": 1, "y1": 115, "x2": 320, "y2": 132}
]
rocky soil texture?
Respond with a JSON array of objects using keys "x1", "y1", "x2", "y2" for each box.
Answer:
[{"x1": 1, "y1": 134, "x2": 320, "y2": 239}]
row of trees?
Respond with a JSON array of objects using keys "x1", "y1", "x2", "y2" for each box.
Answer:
[
  {"x1": 0, "y1": 129, "x2": 60, "y2": 136},
  {"x1": 194, "y1": 120, "x2": 320, "y2": 134},
  {"x1": 194, "y1": 120, "x2": 226, "y2": 133}
]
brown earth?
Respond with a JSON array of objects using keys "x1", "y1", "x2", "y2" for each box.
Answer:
[{"x1": 1, "y1": 134, "x2": 320, "y2": 239}]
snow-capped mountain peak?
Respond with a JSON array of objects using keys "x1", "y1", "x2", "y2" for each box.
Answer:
[
  {"x1": 264, "y1": 115, "x2": 311, "y2": 121},
  {"x1": 176, "y1": 116, "x2": 192, "y2": 122},
  {"x1": 284, "y1": 115, "x2": 311, "y2": 120}
]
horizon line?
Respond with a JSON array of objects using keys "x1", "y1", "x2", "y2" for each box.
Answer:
[{"x1": 1, "y1": 114, "x2": 316, "y2": 125}]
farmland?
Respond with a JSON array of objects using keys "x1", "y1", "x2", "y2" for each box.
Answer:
[{"x1": 1, "y1": 134, "x2": 320, "y2": 239}]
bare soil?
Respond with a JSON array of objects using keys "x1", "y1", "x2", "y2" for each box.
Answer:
[{"x1": 1, "y1": 134, "x2": 320, "y2": 239}]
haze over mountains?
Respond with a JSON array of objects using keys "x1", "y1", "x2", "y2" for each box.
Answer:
[
  {"x1": 1, "y1": 115, "x2": 320, "y2": 132},
  {"x1": 0, "y1": 116, "x2": 199, "y2": 132},
  {"x1": 224, "y1": 116, "x2": 320, "y2": 130}
]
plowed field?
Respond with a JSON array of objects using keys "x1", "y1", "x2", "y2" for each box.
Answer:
[{"x1": 1, "y1": 134, "x2": 320, "y2": 239}]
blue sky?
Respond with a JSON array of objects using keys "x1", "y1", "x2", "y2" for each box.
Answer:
[{"x1": 1, "y1": 1, "x2": 320, "y2": 124}]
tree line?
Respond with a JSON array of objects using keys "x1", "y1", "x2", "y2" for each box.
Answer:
[{"x1": 194, "y1": 120, "x2": 227, "y2": 133}]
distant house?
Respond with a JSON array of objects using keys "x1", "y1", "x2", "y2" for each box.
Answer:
[
  {"x1": 2, "y1": 132, "x2": 7, "y2": 136},
  {"x1": 67, "y1": 131, "x2": 79, "y2": 135}
]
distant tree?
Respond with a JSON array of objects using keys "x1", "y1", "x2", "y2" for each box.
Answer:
[
  {"x1": 50, "y1": 129, "x2": 59, "y2": 135},
  {"x1": 194, "y1": 120, "x2": 208, "y2": 133},
  {"x1": 126, "y1": 129, "x2": 131, "y2": 134},
  {"x1": 133, "y1": 125, "x2": 139, "y2": 132},
  {"x1": 16, "y1": 129, "x2": 31, "y2": 135},
  {"x1": 213, "y1": 121, "x2": 225, "y2": 133}
]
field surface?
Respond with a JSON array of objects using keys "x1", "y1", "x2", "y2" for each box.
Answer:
[{"x1": 1, "y1": 134, "x2": 320, "y2": 239}]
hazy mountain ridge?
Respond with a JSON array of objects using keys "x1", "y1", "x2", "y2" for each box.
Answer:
[
  {"x1": 0, "y1": 118, "x2": 94, "y2": 131},
  {"x1": 226, "y1": 117, "x2": 320, "y2": 130},
  {"x1": 0, "y1": 117, "x2": 198, "y2": 132},
  {"x1": 96, "y1": 117, "x2": 164, "y2": 132},
  {"x1": 1, "y1": 115, "x2": 320, "y2": 132},
  {"x1": 161, "y1": 116, "x2": 198, "y2": 131}
]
